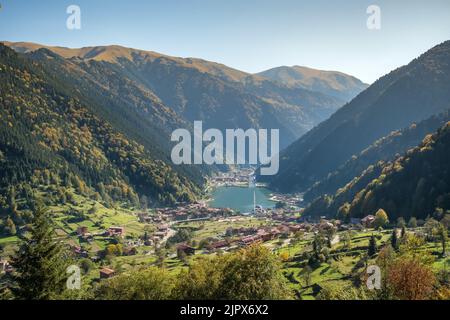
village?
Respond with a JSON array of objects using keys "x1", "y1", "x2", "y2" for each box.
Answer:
[
  {"x1": 172, "y1": 211, "x2": 379, "y2": 257},
  {"x1": 0, "y1": 197, "x2": 381, "y2": 281},
  {"x1": 44, "y1": 200, "x2": 379, "y2": 281},
  {"x1": 0, "y1": 167, "x2": 378, "y2": 282},
  {"x1": 206, "y1": 167, "x2": 257, "y2": 189}
]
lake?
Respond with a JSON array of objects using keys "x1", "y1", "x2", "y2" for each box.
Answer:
[{"x1": 209, "y1": 186, "x2": 276, "y2": 213}]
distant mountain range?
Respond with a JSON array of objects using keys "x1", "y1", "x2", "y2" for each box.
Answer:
[
  {"x1": 0, "y1": 41, "x2": 368, "y2": 219},
  {"x1": 2, "y1": 39, "x2": 450, "y2": 225},
  {"x1": 262, "y1": 40, "x2": 450, "y2": 193},
  {"x1": 257, "y1": 65, "x2": 368, "y2": 102},
  {"x1": 4, "y1": 41, "x2": 366, "y2": 148}
]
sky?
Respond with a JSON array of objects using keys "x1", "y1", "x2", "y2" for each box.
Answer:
[{"x1": 1, "y1": 0, "x2": 450, "y2": 83}]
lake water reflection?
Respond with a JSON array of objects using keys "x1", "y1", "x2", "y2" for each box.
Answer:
[{"x1": 209, "y1": 186, "x2": 275, "y2": 213}]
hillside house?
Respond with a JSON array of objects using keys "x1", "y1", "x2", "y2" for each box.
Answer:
[
  {"x1": 208, "y1": 240, "x2": 228, "y2": 250},
  {"x1": 77, "y1": 226, "x2": 89, "y2": 236},
  {"x1": 157, "y1": 224, "x2": 169, "y2": 232},
  {"x1": 277, "y1": 225, "x2": 291, "y2": 235},
  {"x1": 108, "y1": 226, "x2": 125, "y2": 237},
  {"x1": 72, "y1": 246, "x2": 89, "y2": 258},
  {"x1": 138, "y1": 213, "x2": 152, "y2": 223},
  {"x1": 361, "y1": 215, "x2": 376, "y2": 228},
  {"x1": 257, "y1": 230, "x2": 273, "y2": 241},
  {"x1": 100, "y1": 267, "x2": 116, "y2": 279},
  {"x1": 154, "y1": 231, "x2": 166, "y2": 239},
  {"x1": 177, "y1": 244, "x2": 196, "y2": 256},
  {"x1": 239, "y1": 235, "x2": 262, "y2": 246},
  {"x1": 289, "y1": 225, "x2": 303, "y2": 233}
]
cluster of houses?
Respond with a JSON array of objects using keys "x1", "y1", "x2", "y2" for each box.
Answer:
[
  {"x1": 145, "y1": 223, "x2": 171, "y2": 247},
  {"x1": 93, "y1": 213, "x2": 379, "y2": 280},
  {"x1": 72, "y1": 246, "x2": 89, "y2": 258},
  {"x1": 72, "y1": 225, "x2": 132, "y2": 260},
  {"x1": 138, "y1": 211, "x2": 169, "y2": 224},
  {"x1": 202, "y1": 225, "x2": 297, "y2": 250},
  {"x1": 270, "y1": 193, "x2": 304, "y2": 208},
  {"x1": 270, "y1": 211, "x2": 378, "y2": 230},
  {"x1": 236, "y1": 225, "x2": 301, "y2": 246},
  {"x1": 271, "y1": 212, "x2": 301, "y2": 223},
  {"x1": 138, "y1": 202, "x2": 232, "y2": 223},
  {"x1": 206, "y1": 214, "x2": 378, "y2": 251},
  {"x1": 175, "y1": 223, "x2": 310, "y2": 256},
  {"x1": 76, "y1": 226, "x2": 126, "y2": 243},
  {"x1": 211, "y1": 169, "x2": 254, "y2": 186}
]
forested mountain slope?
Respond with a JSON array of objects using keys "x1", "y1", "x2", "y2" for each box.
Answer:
[
  {"x1": 5, "y1": 42, "x2": 367, "y2": 147},
  {"x1": 262, "y1": 41, "x2": 450, "y2": 192},
  {"x1": 0, "y1": 44, "x2": 200, "y2": 230},
  {"x1": 304, "y1": 110, "x2": 450, "y2": 202},
  {"x1": 303, "y1": 122, "x2": 450, "y2": 221}
]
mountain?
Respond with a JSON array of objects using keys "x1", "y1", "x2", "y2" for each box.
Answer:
[
  {"x1": 0, "y1": 43, "x2": 201, "y2": 223},
  {"x1": 239, "y1": 76, "x2": 344, "y2": 138},
  {"x1": 303, "y1": 121, "x2": 450, "y2": 221},
  {"x1": 0, "y1": 41, "x2": 364, "y2": 236},
  {"x1": 262, "y1": 40, "x2": 450, "y2": 192},
  {"x1": 257, "y1": 66, "x2": 368, "y2": 102},
  {"x1": 4, "y1": 42, "x2": 366, "y2": 148},
  {"x1": 0, "y1": 41, "x2": 368, "y2": 229},
  {"x1": 304, "y1": 110, "x2": 450, "y2": 202}
]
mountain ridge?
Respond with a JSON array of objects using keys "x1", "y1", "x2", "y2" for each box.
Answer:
[
  {"x1": 257, "y1": 65, "x2": 368, "y2": 102},
  {"x1": 0, "y1": 44, "x2": 201, "y2": 211},
  {"x1": 3, "y1": 41, "x2": 366, "y2": 148},
  {"x1": 303, "y1": 110, "x2": 450, "y2": 203},
  {"x1": 262, "y1": 40, "x2": 450, "y2": 192},
  {"x1": 302, "y1": 121, "x2": 450, "y2": 220}
]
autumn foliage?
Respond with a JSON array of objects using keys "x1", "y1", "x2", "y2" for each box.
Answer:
[{"x1": 386, "y1": 257, "x2": 436, "y2": 300}]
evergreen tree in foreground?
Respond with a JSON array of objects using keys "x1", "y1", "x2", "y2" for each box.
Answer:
[
  {"x1": 401, "y1": 226, "x2": 406, "y2": 238},
  {"x1": 391, "y1": 229, "x2": 399, "y2": 251},
  {"x1": 368, "y1": 235, "x2": 377, "y2": 257},
  {"x1": 435, "y1": 223, "x2": 448, "y2": 256},
  {"x1": 11, "y1": 206, "x2": 70, "y2": 300}
]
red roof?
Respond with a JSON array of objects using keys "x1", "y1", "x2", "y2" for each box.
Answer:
[{"x1": 100, "y1": 267, "x2": 115, "y2": 275}]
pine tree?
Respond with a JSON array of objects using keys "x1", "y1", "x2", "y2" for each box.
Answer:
[
  {"x1": 391, "y1": 229, "x2": 399, "y2": 251},
  {"x1": 5, "y1": 216, "x2": 16, "y2": 235},
  {"x1": 312, "y1": 233, "x2": 323, "y2": 260},
  {"x1": 435, "y1": 223, "x2": 448, "y2": 256},
  {"x1": 11, "y1": 206, "x2": 70, "y2": 300},
  {"x1": 408, "y1": 217, "x2": 418, "y2": 228},
  {"x1": 368, "y1": 235, "x2": 377, "y2": 257},
  {"x1": 401, "y1": 226, "x2": 406, "y2": 238},
  {"x1": 140, "y1": 195, "x2": 148, "y2": 210}
]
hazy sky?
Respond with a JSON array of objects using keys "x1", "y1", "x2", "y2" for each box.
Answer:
[{"x1": 1, "y1": 0, "x2": 450, "y2": 83}]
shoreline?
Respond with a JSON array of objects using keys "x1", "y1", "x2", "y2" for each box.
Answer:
[{"x1": 207, "y1": 185, "x2": 277, "y2": 213}]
